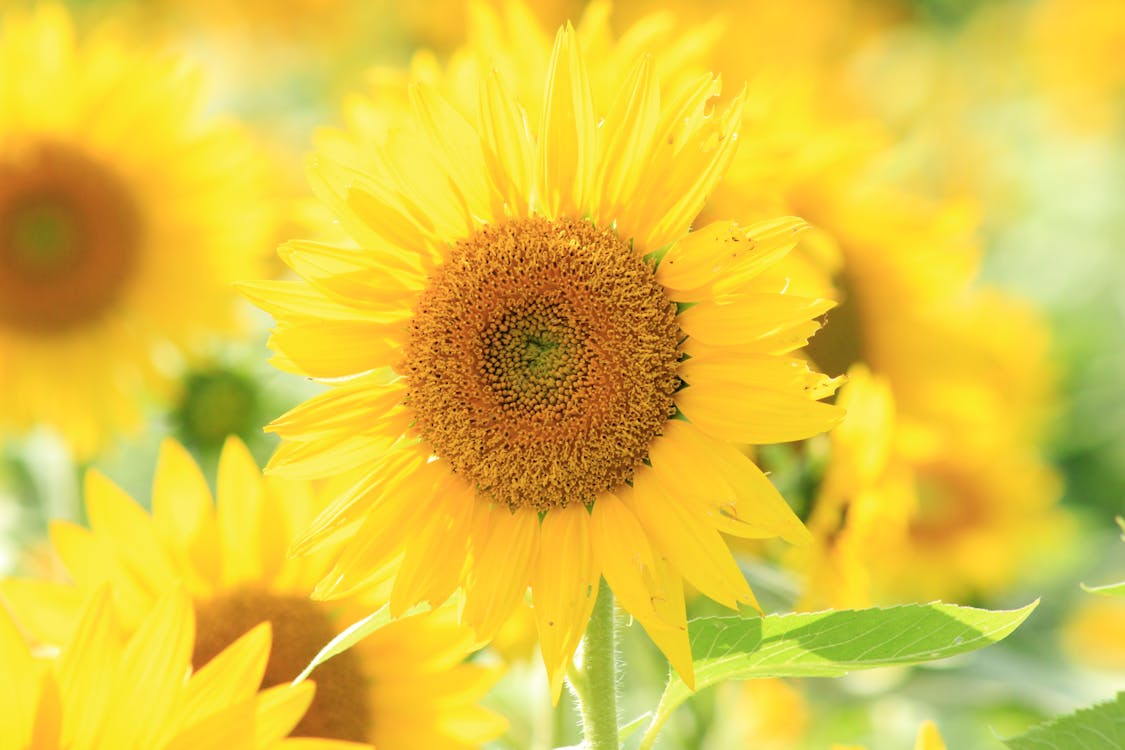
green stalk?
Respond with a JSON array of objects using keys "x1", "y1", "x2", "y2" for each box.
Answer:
[{"x1": 570, "y1": 579, "x2": 619, "y2": 750}]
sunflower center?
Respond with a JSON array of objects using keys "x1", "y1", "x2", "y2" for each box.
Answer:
[
  {"x1": 192, "y1": 588, "x2": 372, "y2": 742},
  {"x1": 0, "y1": 141, "x2": 140, "y2": 333},
  {"x1": 804, "y1": 270, "x2": 865, "y2": 379},
  {"x1": 175, "y1": 368, "x2": 260, "y2": 450},
  {"x1": 403, "y1": 216, "x2": 681, "y2": 510}
]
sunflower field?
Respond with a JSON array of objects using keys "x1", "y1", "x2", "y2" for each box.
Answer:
[{"x1": 1, "y1": 0, "x2": 1122, "y2": 748}]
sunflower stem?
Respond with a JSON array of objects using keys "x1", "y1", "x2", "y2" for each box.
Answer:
[{"x1": 572, "y1": 578, "x2": 619, "y2": 750}]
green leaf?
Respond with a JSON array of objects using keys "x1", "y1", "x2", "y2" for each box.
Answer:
[
  {"x1": 292, "y1": 601, "x2": 430, "y2": 684},
  {"x1": 1003, "y1": 693, "x2": 1125, "y2": 750},
  {"x1": 1082, "y1": 517, "x2": 1125, "y2": 597},
  {"x1": 638, "y1": 601, "x2": 1037, "y2": 749},
  {"x1": 1081, "y1": 580, "x2": 1125, "y2": 598},
  {"x1": 618, "y1": 713, "x2": 652, "y2": 743}
]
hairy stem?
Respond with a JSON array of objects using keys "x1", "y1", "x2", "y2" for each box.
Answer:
[{"x1": 571, "y1": 579, "x2": 619, "y2": 750}]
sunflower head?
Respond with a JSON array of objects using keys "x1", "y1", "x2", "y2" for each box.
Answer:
[
  {"x1": 404, "y1": 215, "x2": 680, "y2": 510},
  {"x1": 248, "y1": 3, "x2": 842, "y2": 698},
  {"x1": 1, "y1": 437, "x2": 506, "y2": 748},
  {"x1": 0, "y1": 584, "x2": 340, "y2": 749},
  {"x1": 0, "y1": 3, "x2": 277, "y2": 456}
]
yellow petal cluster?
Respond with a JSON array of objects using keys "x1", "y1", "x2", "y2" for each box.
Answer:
[
  {"x1": 0, "y1": 585, "x2": 361, "y2": 750},
  {"x1": 1, "y1": 438, "x2": 504, "y2": 749}
]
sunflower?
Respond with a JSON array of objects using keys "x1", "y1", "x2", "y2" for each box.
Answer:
[
  {"x1": 0, "y1": 584, "x2": 364, "y2": 750},
  {"x1": 801, "y1": 365, "x2": 1069, "y2": 607},
  {"x1": 0, "y1": 438, "x2": 503, "y2": 748},
  {"x1": 688, "y1": 48, "x2": 1067, "y2": 602},
  {"x1": 0, "y1": 4, "x2": 276, "y2": 457},
  {"x1": 243, "y1": 5, "x2": 842, "y2": 697},
  {"x1": 832, "y1": 720, "x2": 948, "y2": 750},
  {"x1": 1027, "y1": 0, "x2": 1125, "y2": 131}
]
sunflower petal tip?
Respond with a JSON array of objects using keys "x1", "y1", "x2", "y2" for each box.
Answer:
[{"x1": 677, "y1": 662, "x2": 697, "y2": 691}]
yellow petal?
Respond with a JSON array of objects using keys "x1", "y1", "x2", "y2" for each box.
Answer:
[
  {"x1": 679, "y1": 352, "x2": 842, "y2": 401},
  {"x1": 253, "y1": 682, "x2": 318, "y2": 744},
  {"x1": 479, "y1": 68, "x2": 535, "y2": 216},
  {"x1": 152, "y1": 438, "x2": 221, "y2": 594},
  {"x1": 48, "y1": 520, "x2": 151, "y2": 627},
  {"x1": 589, "y1": 492, "x2": 694, "y2": 683},
  {"x1": 657, "y1": 217, "x2": 807, "y2": 295},
  {"x1": 463, "y1": 504, "x2": 539, "y2": 642},
  {"x1": 676, "y1": 382, "x2": 842, "y2": 444},
  {"x1": 410, "y1": 82, "x2": 497, "y2": 227},
  {"x1": 532, "y1": 503, "x2": 598, "y2": 703},
  {"x1": 264, "y1": 431, "x2": 398, "y2": 481},
  {"x1": 594, "y1": 54, "x2": 659, "y2": 220},
  {"x1": 678, "y1": 294, "x2": 835, "y2": 348},
  {"x1": 536, "y1": 23, "x2": 596, "y2": 217},
  {"x1": 647, "y1": 88, "x2": 743, "y2": 249},
  {"x1": 288, "y1": 446, "x2": 427, "y2": 557},
  {"x1": 99, "y1": 588, "x2": 195, "y2": 748},
  {"x1": 180, "y1": 622, "x2": 271, "y2": 726},
  {"x1": 650, "y1": 421, "x2": 811, "y2": 545},
  {"x1": 279, "y1": 236, "x2": 422, "y2": 314},
  {"x1": 163, "y1": 700, "x2": 255, "y2": 750},
  {"x1": 915, "y1": 721, "x2": 948, "y2": 750},
  {"x1": 267, "y1": 378, "x2": 406, "y2": 443},
  {"x1": 216, "y1": 437, "x2": 265, "y2": 588},
  {"x1": 268, "y1": 320, "x2": 402, "y2": 379},
  {"x1": 237, "y1": 279, "x2": 396, "y2": 323},
  {"x1": 278, "y1": 238, "x2": 424, "y2": 288},
  {"x1": 389, "y1": 477, "x2": 474, "y2": 616},
  {"x1": 626, "y1": 468, "x2": 757, "y2": 611},
  {"x1": 0, "y1": 598, "x2": 44, "y2": 748},
  {"x1": 84, "y1": 469, "x2": 180, "y2": 598},
  {"x1": 56, "y1": 587, "x2": 121, "y2": 749},
  {"x1": 315, "y1": 460, "x2": 449, "y2": 599},
  {"x1": 29, "y1": 673, "x2": 61, "y2": 750},
  {"x1": 0, "y1": 579, "x2": 86, "y2": 646}
]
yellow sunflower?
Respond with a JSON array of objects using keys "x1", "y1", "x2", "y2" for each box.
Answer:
[
  {"x1": 0, "y1": 584, "x2": 364, "y2": 750},
  {"x1": 243, "y1": 5, "x2": 842, "y2": 697},
  {"x1": 1027, "y1": 0, "x2": 1125, "y2": 131},
  {"x1": 801, "y1": 365, "x2": 1069, "y2": 607},
  {"x1": 1, "y1": 438, "x2": 503, "y2": 748},
  {"x1": 0, "y1": 3, "x2": 276, "y2": 457},
  {"x1": 684, "y1": 48, "x2": 1067, "y2": 602}
]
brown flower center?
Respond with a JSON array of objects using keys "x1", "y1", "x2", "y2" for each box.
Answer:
[
  {"x1": 192, "y1": 588, "x2": 373, "y2": 742},
  {"x1": 403, "y1": 216, "x2": 681, "y2": 510},
  {"x1": 804, "y1": 270, "x2": 865, "y2": 378},
  {"x1": 0, "y1": 141, "x2": 140, "y2": 333}
]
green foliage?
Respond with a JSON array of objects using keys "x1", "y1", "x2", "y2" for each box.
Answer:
[
  {"x1": 1081, "y1": 580, "x2": 1125, "y2": 598},
  {"x1": 1081, "y1": 517, "x2": 1125, "y2": 597},
  {"x1": 676, "y1": 600, "x2": 1035, "y2": 690},
  {"x1": 1003, "y1": 693, "x2": 1125, "y2": 750},
  {"x1": 638, "y1": 601, "x2": 1037, "y2": 748}
]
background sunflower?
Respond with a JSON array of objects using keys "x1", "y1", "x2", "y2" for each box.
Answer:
[
  {"x1": 0, "y1": 438, "x2": 504, "y2": 749},
  {"x1": 0, "y1": 3, "x2": 278, "y2": 458}
]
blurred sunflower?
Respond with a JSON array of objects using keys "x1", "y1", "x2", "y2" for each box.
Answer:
[
  {"x1": 244, "y1": 3, "x2": 841, "y2": 697},
  {"x1": 697, "y1": 57, "x2": 1067, "y2": 603},
  {"x1": 0, "y1": 438, "x2": 503, "y2": 748},
  {"x1": 802, "y1": 366, "x2": 1068, "y2": 607},
  {"x1": 832, "y1": 719, "x2": 947, "y2": 750},
  {"x1": 0, "y1": 584, "x2": 364, "y2": 750},
  {"x1": 0, "y1": 3, "x2": 276, "y2": 457},
  {"x1": 1027, "y1": 0, "x2": 1125, "y2": 131}
]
